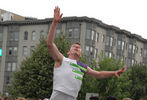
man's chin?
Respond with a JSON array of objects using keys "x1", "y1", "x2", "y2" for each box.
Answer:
[{"x1": 75, "y1": 53, "x2": 81, "y2": 58}]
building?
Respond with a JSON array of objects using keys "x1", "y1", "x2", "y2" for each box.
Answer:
[
  {"x1": 0, "y1": 9, "x2": 26, "y2": 22},
  {"x1": 0, "y1": 9, "x2": 37, "y2": 22},
  {"x1": 0, "y1": 16, "x2": 147, "y2": 94}
]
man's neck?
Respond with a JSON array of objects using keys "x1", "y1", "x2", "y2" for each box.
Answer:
[{"x1": 68, "y1": 54, "x2": 80, "y2": 61}]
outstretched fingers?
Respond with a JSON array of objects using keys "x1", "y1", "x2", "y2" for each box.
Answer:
[{"x1": 53, "y1": 6, "x2": 63, "y2": 22}]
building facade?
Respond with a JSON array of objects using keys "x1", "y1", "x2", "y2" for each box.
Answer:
[{"x1": 0, "y1": 16, "x2": 147, "y2": 94}]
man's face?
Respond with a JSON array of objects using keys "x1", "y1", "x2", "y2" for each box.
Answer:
[{"x1": 68, "y1": 44, "x2": 82, "y2": 57}]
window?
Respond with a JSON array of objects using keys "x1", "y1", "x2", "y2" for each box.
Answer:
[
  {"x1": 90, "y1": 47, "x2": 93, "y2": 55},
  {"x1": 12, "y1": 62, "x2": 16, "y2": 71},
  {"x1": 7, "y1": 62, "x2": 17, "y2": 72},
  {"x1": 24, "y1": 31, "x2": 28, "y2": 40},
  {"x1": 105, "y1": 51, "x2": 112, "y2": 58},
  {"x1": 73, "y1": 28, "x2": 79, "y2": 38},
  {"x1": 110, "y1": 37, "x2": 113, "y2": 46},
  {"x1": 7, "y1": 63, "x2": 11, "y2": 71},
  {"x1": 85, "y1": 46, "x2": 89, "y2": 56},
  {"x1": 56, "y1": 29, "x2": 61, "y2": 37},
  {"x1": 117, "y1": 40, "x2": 121, "y2": 49},
  {"x1": 132, "y1": 45, "x2": 136, "y2": 54},
  {"x1": 122, "y1": 41, "x2": 125, "y2": 50},
  {"x1": 106, "y1": 36, "x2": 113, "y2": 46},
  {"x1": 9, "y1": 33, "x2": 14, "y2": 41},
  {"x1": 94, "y1": 48, "x2": 98, "y2": 58},
  {"x1": 91, "y1": 30, "x2": 95, "y2": 40},
  {"x1": 128, "y1": 44, "x2": 136, "y2": 54},
  {"x1": 95, "y1": 32, "x2": 99, "y2": 42},
  {"x1": 86, "y1": 29, "x2": 91, "y2": 39},
  {"x1": 68, "y1": 29, "x2": 73, "y2": 38},
  {"x1": 9, "y1": 32, "x2": 19, "y2": 41},
  {"x1": 6, "y1": 76, "x2": 10, "y2": 84},
  {"x1": 23, "y1": 46, "x2": 27, "y2": 56},
  {"x1": 8, "y1": 47, "x2": 18, "y2": 56},
  {"x1": 14, "y1": 32, "x2": 19, "y2": 41},
  {"x1": 0, "y1": 32, "x2": 2, "y2": 41},
  {"x1": 11, "y1": 16, "x2": 13, "y2": 20},
  {"x1": 117, "y1": 40, "x2": 125, "y2": 50},
  {"x1": 102, "y1": 35, "x2": 105, "y2": 42},
  {"x1": 32, "y1": 31, "x2": 36, "y2": 40},
  {"x1": 13, "y1": 47, "x2": 18, "y2": 56},
  {"x1": 105, "y1": 52, "x2": 109, "y2": 57},
  {"x1": 40, "y1": 31, "x2": 45, "y2": 39},
  {"x1": 106, "y1": 36, "x2": 109, "y2": 46},
  {"x1": 8, "y1": 48, "x2": 12, "y2": 55},
  {"x1": 128, "y1": 44, "x2": 132, "y2": 53}
]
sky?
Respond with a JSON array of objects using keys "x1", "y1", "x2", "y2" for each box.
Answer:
[{"x1": 1, "y1": 0, "x2": 147, "y2": 39}]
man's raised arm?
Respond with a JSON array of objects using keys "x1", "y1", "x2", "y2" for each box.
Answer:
[{"x1": 46, "y1": 6, "x2": 63, "y2": 64}]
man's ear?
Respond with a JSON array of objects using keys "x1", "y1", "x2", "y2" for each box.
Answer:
[
  {"x1": 67, "y1": 51, "x2": 70, "y2": 55},
  {"x1": 80, "y1": 53, "x2": 82, "y2": 57}
]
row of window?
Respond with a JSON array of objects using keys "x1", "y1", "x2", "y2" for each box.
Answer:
[
  {"x1": 85, "y1": 45, "x2": 98, "y2": 58},
  {"x1": 86, "y1": 29, "x2": 99, "y2": 42},
  {"x1": 0, "y1": 32, "x2": 19, "y2": 41},
  {"x1": 7, "y1": 46, "x2": 35, "y2": 56},
  {"x1": 23, "y1": 46, "x2": 35, "y2": 56},
  {"x1": 67, "y1": 28, "x2": 80, "y2": 38},
  {"x1": 105, "y1": 51, "x2": 138, "y2": 67},
  {"x1": 8, "y1": 32, "x2": 19, "y2": 41},
  {"x1": 0, "y1": 31, "x2": 45, "y2": 42},
  {"x1": 24, "y1": 31, "x2": 45, "y2": 40},
  {"x1": 85, "y1": 29, "x2": 146, "y2": 57},
  {"x1": 84, "y1": 45, "x2": 146, "y2": 66},
  {"x1": 86, "y1": 31, "x2": 145, "y2": 56}
]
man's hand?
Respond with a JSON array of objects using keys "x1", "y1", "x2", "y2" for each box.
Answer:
[
  {"x1": 53, "y1": 6, "x2": 63, "y2": 23},
  {"x1": 114, "y1": 67, "x2": 126, "y2": 78}
]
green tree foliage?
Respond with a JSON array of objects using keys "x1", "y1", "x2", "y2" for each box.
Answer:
[
  {"x1": 95, "y1": 53, "x2": 131, "y2": 99},
  {"x1": 78, "y1": 53, "x2": 132, "y2": 100},
  {"x1": 8, "y1": 34, "x2": 70, "y2": 99},
  {"x1": 128, "y1": 64, "x2": 147, "y2": 100}
]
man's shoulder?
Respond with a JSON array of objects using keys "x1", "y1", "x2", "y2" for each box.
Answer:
[{"x1": 77, "y1": 61, "x2": 87, "y2": 69}]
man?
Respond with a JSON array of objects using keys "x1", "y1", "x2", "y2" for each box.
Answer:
[{"x1": 46, "y1": 6, "x2": 126, "y2": 100}]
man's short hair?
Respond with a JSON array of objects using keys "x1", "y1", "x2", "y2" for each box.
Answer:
[{"x1": 73, "y1": 42, "x2": 81, "y2": 46}]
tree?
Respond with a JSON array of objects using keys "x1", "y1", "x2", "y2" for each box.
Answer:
[
  {"x1": 78, "y1": 52, "x2": 132, "y2": 100},
  {"x1": 128, "y1": 64, "x2": 147, "y2": 100},
  {"x1": 8, "y1": 34, "x2": 70, "y2": 99},
  {"x1": 96, "y1": 53, "x2": 132, "y2": 99}
]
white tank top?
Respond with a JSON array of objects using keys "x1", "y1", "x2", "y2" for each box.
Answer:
[{"x1": 53, "y1": 57, "x2": 87, "y2": 98}]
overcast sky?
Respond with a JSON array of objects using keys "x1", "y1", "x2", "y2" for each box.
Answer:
[{"x1": 1, "y1": 0, "x2": 147, "y2": 39}]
